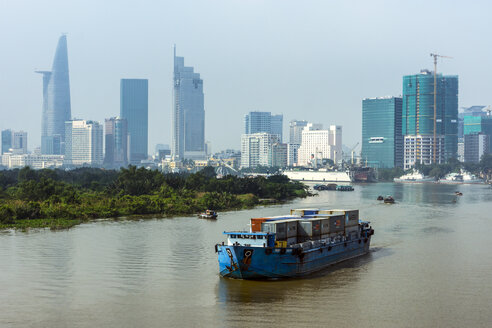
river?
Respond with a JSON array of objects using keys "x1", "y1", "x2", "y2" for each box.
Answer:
[{"x1": 1, "y1": 183, "x2": 492, "y2": 327}]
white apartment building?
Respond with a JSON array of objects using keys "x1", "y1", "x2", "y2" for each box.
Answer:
[
  {"x1": 297, "y1": 123, "x2": 343, "y2": 166},
  {"x1": 240, "y1": 133, "x2": 280, "y2": 168},
  {"x1": 403, "y1": 135, "x2": 444, "y2": 170},
  {"x1": 65, "y1": 120, "x2": 103, "y2": 166},
  {"x1": 1, "y1": 153, "x2": 64, "y2": 169}
]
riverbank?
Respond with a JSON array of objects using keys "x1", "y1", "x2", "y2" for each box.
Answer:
[{"x1": 0, "y1": 166, "x2": 310, "y2": 230}]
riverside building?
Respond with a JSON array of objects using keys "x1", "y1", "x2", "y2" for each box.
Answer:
[
  {"x1": 361, "y1": 96, "x2": 403, "y2": 168},
  {"x1": 240, "y1": 133, "x2": 280, "y2": 168},
  {"x1": 402, "y1": 69, "x2": 458, "y2": 168},
  {"x1": 297, "y1": 123, "x2": 342, "y2": 167}
]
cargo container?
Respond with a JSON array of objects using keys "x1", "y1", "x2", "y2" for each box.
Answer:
[
  {"x1": 298, "y1": 218, "x2": 321, "y2": 240},
  {"x1": 319, "y1": 209, "x2": 359, "y2": 227},
  {"x1": 290, "y1": 208, "x2": 319, "y2": 216},
  {"x1": 251, "y1": 216, "x2": 301, "y2": 232},
  {"x1": 345, "y1": 225, "x2": 359, "y2": 240},
  {"x1": 251, "y1": 218, "x2": 269, "y2": 232},
  {"x1": 261, "y1": 221, "x2": 287, "y2": 240},
  {"x1": 287, "y1": 236, "x2": 297, "y2": 245}
]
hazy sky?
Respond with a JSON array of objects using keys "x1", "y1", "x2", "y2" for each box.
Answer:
[{"x1": 1, "y1": 0, "x2": 491, "y2": 153}]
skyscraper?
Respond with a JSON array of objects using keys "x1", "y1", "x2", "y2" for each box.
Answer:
[
  {"x1": 361, "y1": 97, "x2": 403, "y2": 168},
  {"x1": 120, "y1": 79, "x2": 148, "y2": 164},
  {"x1": 104, "y1": 117, "x2": 129, "y2": 167},
  {"x1": 37, "y1": 35, "x2": 71, "y2": 155},
  {"x1": 271, "y1": 114, "x2": 283, "y2": 142},
  {"x1": 64, "y1": 120, "x2": 103, "y2": 166},
  {"x1": 402, "y1": 69, "x2": 458, "y2": 166},
  {"x1": 172, "y1": 46, "x2": 205, "y2": 160}
]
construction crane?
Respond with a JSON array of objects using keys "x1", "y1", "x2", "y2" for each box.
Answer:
[
  {"x1": 430, "y1": 53, "x2": 453, "y2": 163},
  {"x1": 350, "y1": 142, "x2": 360, "y2": 165}
]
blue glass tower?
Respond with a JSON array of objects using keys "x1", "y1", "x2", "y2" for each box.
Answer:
[
  {"x1": 361, "y1": 97, "x2": 403, "y2": 168},
  {"x1": 172, "y1": 46, "x2": 205, "y2": 160},
  {"x1": 120, "y1": 79, "x2": 148, "y2": 164},
  {"x1": 402, "y1": 70, "x2": 458, "y2": 161},
  {"x1": 37, "y1": 35, "x2": 71, "y2": 154}
]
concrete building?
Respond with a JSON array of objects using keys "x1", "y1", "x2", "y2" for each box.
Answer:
[
  {"x1": 287, "y1": 143, "x2": 300, "y2": 167},
  {"x1": 65, "y1": 120, "x2": 103, "y2": 166},
  {"x1": 240, "y1": 133, "x2": 280, "y2": 168},
  {"x1": 329, "y1": 125, "x2": 343, "y2": 164},
  {"x1": 289, "y1": 120, "x2": 308, "y2": 144},
  {"x1": 1, "y1": 153, "x2": 63, "y2": 169},
  {"x1": 172, "y1": 46, "x2": 206, "y2": 160},
  {"x1": 402, "y1": 69, "x2": 458, "y2": 165},
  {"x1": 361, "y1": 96, "x2": 403, "y2": 168},
  {"x1": 297, "y1": 123, "x2": 342, "y2": 166},
  {"x1": 464, "y1": 133, "x2": 489, "y2": 163},
  {"x1": 403, "y1": 135, "x2": 444, "y2": 170},
  {"x1": 271, "y1": 142, "x2": 288, "y2": 167},
  {"x1": 297, "y1": 123, "x2": 331, "y2": 167},
  {"x1": 120, "y1": 79, "x2": 148, "y2": 164},
  {"x1": 104, "y1": 117, "x2": 129, "y2": 167},
  {"x1": 36, "y1": 35, "x2": 71, "y2": 155}
]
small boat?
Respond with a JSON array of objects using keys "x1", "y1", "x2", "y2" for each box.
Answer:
[
  {"x1": 198, "y1": 210, "x2": 218, "y2": 219},
  {"x1": 377, "y1": 195, "x2": 384, "y2": 201},
  {"x1": 455, "y1": 191, "x2": 463, "y2": 196},
  {"x1": 313, "y1": 184, "x2": 327, "y2": 191},
  {"x1": 383, "y1": 196, "x2": 395, "y2": 204},
  {"x1": 336, "y1": 185, "x2": 354, "y2": 191}
]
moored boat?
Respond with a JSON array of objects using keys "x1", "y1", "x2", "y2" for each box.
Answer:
[
  {"x1": 394, "y1": 170, "x2": 435, "y2": 183},
  {"x1": 438, "y1": 170, "x2": 485, "y2": 184},
  {"x1": 215, "y1": 208, "x2": 374, "y2": 279}
]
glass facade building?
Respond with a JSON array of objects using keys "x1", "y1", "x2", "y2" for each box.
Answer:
[
  {"x1": 37, "y1": 35, "x2": 71, "y2": 155},
  {"x1": 120, "y1": 79, "x2": 148, "y2": 164},
  {"x1": 464, "y1": 115, "x2": 492, "y2": 153},
  {"x1": 361, "y1": 97, "x2": 403, "y2": 168},
  {"x1": 244, "y1": 111, "x2": 283, "y2": 141},
  {"x1": 104, "y1": 117, "x2": 129, "y2": 167},
  {"x1": 402, "y1": 70, "x2": 458, "y2": 162},
  {"x1": 172, "y1": 46, "x2": 205, "y2": 160},
  {"x1": 1, "y1": 129, "x2": 12, "y2": 154}
]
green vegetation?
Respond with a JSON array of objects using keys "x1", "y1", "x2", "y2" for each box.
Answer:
[
  {"x1": 378, "y1": 154, "x2": 492, "y2": 181},
  {"x1": 0, "y1": 166, "x2": 309, "y2": 230}
]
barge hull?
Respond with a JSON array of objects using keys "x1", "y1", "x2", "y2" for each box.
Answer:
[{"x1": 217, "y1": 237, "x2": 371, "y2": 279}]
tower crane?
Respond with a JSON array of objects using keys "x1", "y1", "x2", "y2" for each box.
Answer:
[{"x1": 430, "y1": 53, "x2": 453, "y2": 163}]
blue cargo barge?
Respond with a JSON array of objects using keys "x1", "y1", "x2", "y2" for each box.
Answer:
[{"x1": 215, "y1": 209, "x2": 374, "y2": 279}]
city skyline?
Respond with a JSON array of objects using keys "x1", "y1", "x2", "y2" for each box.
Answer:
[{"x1": 1, "y1": 1, "x2": 492, "y2": 153}]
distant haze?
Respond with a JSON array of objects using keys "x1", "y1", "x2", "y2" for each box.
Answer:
[{"x1": 1, "y1": 0, "x2": 491, "y2": 153}]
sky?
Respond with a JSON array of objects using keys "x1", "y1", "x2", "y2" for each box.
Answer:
[{"x1": 1, "y1": 0, "x2": 491, "y2": 154}]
